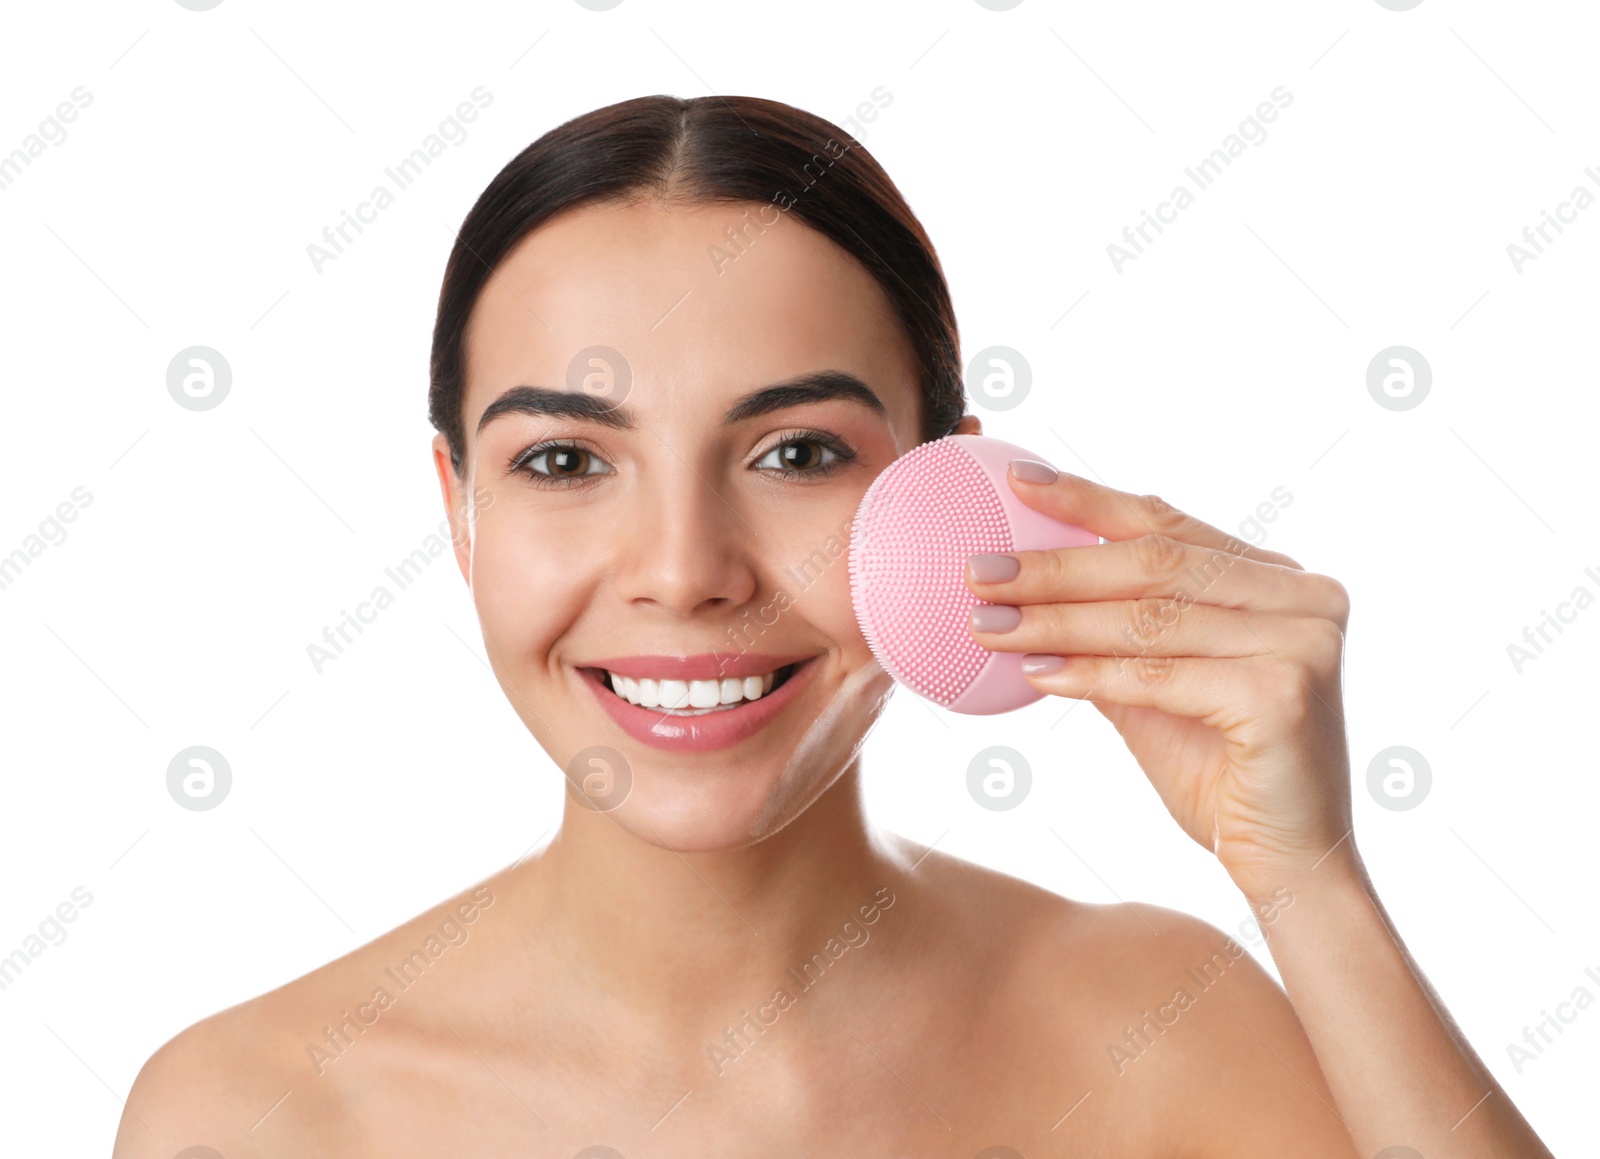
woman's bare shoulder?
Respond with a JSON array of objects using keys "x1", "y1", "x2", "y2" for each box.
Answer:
[
  {"x1": 891, "y1": 837, "x2": 1351, "y2": 1153},
  {"x1": 111, "y1": 875, "x2": 504, "y2": 1158},
  {"x1": 111, "y1": 991, "x2": 327, "y2": 1158},
  {"x1": 888, "y1": 830, "x2": 1242, "y2": 987}
]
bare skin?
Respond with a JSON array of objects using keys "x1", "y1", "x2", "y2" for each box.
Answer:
[{"x1": 113, "y1": 199, "x2": 1552, "y2": 1157}]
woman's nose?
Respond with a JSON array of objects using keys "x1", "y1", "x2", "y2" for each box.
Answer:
[{"x1": 610, "y1": 471, "x2": 759, "y2": 617}]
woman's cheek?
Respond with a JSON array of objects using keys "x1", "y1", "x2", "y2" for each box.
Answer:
[
  {"x1": 771, "y1": 502, "x2": 867, "y2": 655},
  {"x1": 469, "y1": 509, "x2": 589, "y2": 667},
  {"x1": 786, "y1": 557, "x2": 856, "y2": 659}
]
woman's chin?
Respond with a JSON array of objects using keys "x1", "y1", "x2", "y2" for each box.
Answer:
[
  {"x1": 545, "y1": 652, "x2": 889, "y2": 853},
  {"x1": 593, "y1": 772, "x2": 822, "y2": 854}
]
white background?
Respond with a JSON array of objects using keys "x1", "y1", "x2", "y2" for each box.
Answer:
[{"x1": 1, "y1": 0, "x2": 1595, "y2": 1153}]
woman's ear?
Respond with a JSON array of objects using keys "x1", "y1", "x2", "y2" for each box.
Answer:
[
  {"x1": 432, "y1": 433, "x2": 472, "y2": 585},
  {"x1": 953, "y1": 413, "x2": 983, "y2": 436}
]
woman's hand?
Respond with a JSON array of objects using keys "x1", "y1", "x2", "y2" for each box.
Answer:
[
  {"x1": 964, "y1": 460, "x2": 1561, "y2": 1157},
  {"x1": 964, "y1": 461, "x2": 1355, "y2": 899}
]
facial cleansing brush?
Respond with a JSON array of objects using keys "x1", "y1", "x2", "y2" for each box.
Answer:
[{"x1": 847, "y1": 434, "x2": 1099, "y2": 715}]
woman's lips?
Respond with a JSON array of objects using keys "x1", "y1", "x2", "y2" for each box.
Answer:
[{"x1": 576, "y1": 656, "x2": 820, "y2": 753}]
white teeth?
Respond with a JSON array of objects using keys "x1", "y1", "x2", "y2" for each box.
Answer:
[{"x1": 604, "y1": 667, "x2": 780, "y2": 711}]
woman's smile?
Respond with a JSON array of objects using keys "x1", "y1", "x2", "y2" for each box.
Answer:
[{"x1": 574, "y1": 652, "x2": 824, "y2": 753}]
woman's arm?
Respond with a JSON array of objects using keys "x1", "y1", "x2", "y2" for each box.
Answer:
[
  {"x1": 963, "y1": 460, "x2": 1556, "y2": 1157},
  {"x1": 1246, "y1": 850, "x2": 1552, "y2": 1157}
]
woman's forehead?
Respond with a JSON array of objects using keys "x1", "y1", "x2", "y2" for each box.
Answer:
[{"x1": 459, "y1": 200, "x2": 920, "y2": 433}]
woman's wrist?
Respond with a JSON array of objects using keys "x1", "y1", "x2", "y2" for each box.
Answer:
[{"x1": 1223, "y1": 834, "x2": 1371, "y2": 920}]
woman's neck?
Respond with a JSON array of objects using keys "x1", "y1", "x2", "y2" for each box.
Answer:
[{"x1": 497, "y1": 761, "x2": 914, "y2": 1043}]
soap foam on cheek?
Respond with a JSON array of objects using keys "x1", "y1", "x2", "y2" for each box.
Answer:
[
  {"x1": 746, "y1": 655, "x2": 896, "y2": 839},
  {"x1": 849, "y1": 434, "x2": 1099, "y2": 715}
]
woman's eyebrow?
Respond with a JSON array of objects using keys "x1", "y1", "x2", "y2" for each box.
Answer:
[
  {"x1": 721, "y1": 371, "x2": 888, "y2": 425},
  {"x1": 475, "y1": 370, "x2": 888, "y2": 436}
]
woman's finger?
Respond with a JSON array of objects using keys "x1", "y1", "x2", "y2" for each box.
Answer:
[
  {"x1": 1022, "y1": 650, "x2": 1339, "y2": 736},
  {"x1": 1007, "y1": 462, "x2": 1305, "y2": 570},
  {"x1": 968, "y1": 597, "x2": 1344, "y2": 669},
  {"x1": 966, "y1": 534, "x2": 1350, "y2": 627}
]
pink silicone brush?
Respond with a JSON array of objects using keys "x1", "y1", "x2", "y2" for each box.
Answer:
[{"x1": 848, "y1": 434, "x2": 1099, "y2": 714}]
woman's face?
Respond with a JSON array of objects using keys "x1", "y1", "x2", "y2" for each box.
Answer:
[{"x1": 435, "y1": 197, "x2": 973, "y2": 853}]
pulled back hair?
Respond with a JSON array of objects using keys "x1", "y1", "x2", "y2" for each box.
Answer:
[{"x1": 428, "y1": 93, "x2": 966, "y2": 476}]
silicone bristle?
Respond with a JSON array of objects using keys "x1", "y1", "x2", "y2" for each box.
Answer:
[{"x1": 847, "y1": 439, "x2": 1011, "y2": 706}]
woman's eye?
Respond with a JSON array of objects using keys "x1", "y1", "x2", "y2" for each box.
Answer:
[
  {"x1": 510, "y1": 443, "x2": 611, "y2": 487},
  {"x1": 755, "y1": 434, "x2": 854, "y2": 477},
  {"x1": 510, "y1": 432, "x2": 854, "y2": 489}
]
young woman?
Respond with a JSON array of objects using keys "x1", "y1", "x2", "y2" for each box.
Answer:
[{"x1": 115, "y1": 95, "x2": 1554, "y2": 1158}]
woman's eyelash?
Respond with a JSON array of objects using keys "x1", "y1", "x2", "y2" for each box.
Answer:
[
  {"x1": 506, "y1": 430, "x2": 857, "y2": 489},
  {"x1": 755, "y1": 429, "x2": 858, "y2": 477},
  {"x1": 506, "y1": 440, "x2": 609, "y2": 489}
]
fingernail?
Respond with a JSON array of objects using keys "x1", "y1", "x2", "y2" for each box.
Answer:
[
  {"x1": 966, "y1": 553, "x2": 1020, "y2": 584},
  {"x1": 1022, "y1": 654, "x2": 1068, "y2": 676},
  {"x1": 970, "y1": 604, "x2": 1022, "y2": 633},
  {"x1": 1009, "y1": 458, "x2": 1058, "y2": 484}
]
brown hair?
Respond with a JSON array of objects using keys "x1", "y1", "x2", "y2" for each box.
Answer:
[{"x1": 428, "y1": 93, "x2": 965, "y2": 475}]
